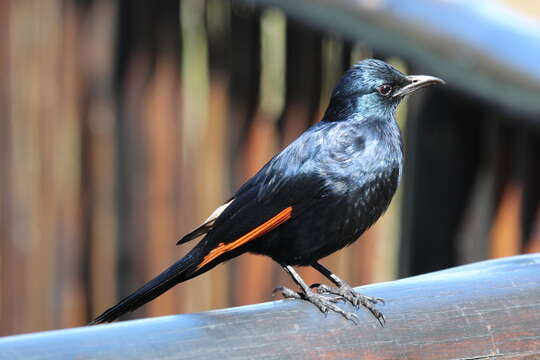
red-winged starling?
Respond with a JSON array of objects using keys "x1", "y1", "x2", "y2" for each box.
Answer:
[{"x1": 91, "y1": 59, "x2": 444, "y2": 325}]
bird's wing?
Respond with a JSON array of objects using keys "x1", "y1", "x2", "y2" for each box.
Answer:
[
  {"x1": 175, "y1": 139, "x2": 287, "y2": 247},
  {"x1": 178, "y1": 122, "x2": 332, "y2": 268},
  {"x1": 195, "y1": 206, "x2": 293, "y2": 270},
  {"x1": 176, "y1": 199, "x2": 234, "y2": 245},
  {"x1": 187, "y1": 169, "x2": 329, "y2": 270}
]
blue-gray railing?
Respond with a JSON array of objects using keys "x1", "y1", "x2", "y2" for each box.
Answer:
[
  {"x1": 1, "y1": 254, "x2": 539, "y2": 359},
  {"x1": 255, "y1": 0, "x2": 540, "y2": 118}
]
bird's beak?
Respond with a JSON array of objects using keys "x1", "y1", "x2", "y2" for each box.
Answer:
[{"x1": 392, "y1": 75, "x2": 445, "y2": 98}]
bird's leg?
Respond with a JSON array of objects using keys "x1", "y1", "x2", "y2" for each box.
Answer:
[
  {"x1": 310, "y1": 262, "x2": 385, "y2": 325},
  {"x1": 273, "y1": 265, "x2": 360, "y2": 324}
]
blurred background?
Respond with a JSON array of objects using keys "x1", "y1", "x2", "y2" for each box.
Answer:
[{"x1": 1, "y1": 0, "x2": 540, "y2": 335}]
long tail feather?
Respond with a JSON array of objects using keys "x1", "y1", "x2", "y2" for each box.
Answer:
[{"x1": 90, "y1": 248, "x2": 203, "y2": 324}]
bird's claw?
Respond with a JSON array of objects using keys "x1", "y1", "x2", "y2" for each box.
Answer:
[
  {"x1": 312, "y1": 283, "x2": 384, "y2": 306},
  {"x1": 272, "y1": 286, "x2": 301, "y2": 299},
  {"x1": 310, "y1": 283, "x2": 385, "y2": 326},
  {"x1": 273, "y1": 286, "x2": 359, "y2": 325}
]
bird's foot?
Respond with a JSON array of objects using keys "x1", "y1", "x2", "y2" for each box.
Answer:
[
  {"x1": 311, "y1": 283, "x2": 385, "y2": 326},
  {"x1": 273, "y1": 286, "x2": 360, "y2": 324}
]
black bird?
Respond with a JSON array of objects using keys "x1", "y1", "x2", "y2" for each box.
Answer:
[{"x1": 91, "y1": 59, "x2": 444, "y2": 325}]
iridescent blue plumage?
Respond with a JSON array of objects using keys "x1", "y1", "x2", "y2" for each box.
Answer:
[{"x1": 91, "y1": 59, "x2": 444, "y2": 325}]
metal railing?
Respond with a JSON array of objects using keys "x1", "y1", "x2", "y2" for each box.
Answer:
[
  {"x1": 255, "y1": 0, "x2": 540, "y2": 118},
  {"x1": 1, "y1": 254, "x2": 539, "y2": 359}
]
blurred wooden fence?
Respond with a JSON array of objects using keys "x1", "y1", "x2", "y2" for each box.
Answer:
[{"x1": 1, "y1": 0, "x2": 539, "y2": 336}]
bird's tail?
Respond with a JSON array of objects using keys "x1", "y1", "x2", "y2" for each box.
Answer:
[{"x1": 90, "y1": 246, "x2": 205, "y2": 325}]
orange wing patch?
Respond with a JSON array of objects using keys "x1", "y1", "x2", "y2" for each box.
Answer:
[{"x1": 196, "y1": 206, "x2": 293, "y2": 270}]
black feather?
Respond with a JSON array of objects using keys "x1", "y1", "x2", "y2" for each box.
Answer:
[{"x1": 176, "y1": 223, "x2": 213, "y2": 245}]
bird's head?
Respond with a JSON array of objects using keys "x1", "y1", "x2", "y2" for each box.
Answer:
[{"x1": 323, "y1": 59, "x2": 444, "y2": 122}]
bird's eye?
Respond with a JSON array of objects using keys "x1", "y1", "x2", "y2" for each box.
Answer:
[{"x1": 377, "y1": 84, "x2": 393, "y2": 96}]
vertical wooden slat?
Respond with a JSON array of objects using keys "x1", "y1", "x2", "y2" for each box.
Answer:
[
  {"x1": 520, "y1": 132, "x2": 540, "y2": 252},
  {"x1": 227, "y1": 1, "x2": 262, "y2": 306},
  {"x1": 57, "y1": 1, "x2": 85, "y2": 329},
  {"x1": 84, "y1": 0, "x2": 119, "y2": 320},
  {"x1": 490, "y1": 182, "x2": 522, "y2": 258},
  {"x1": 279, "y1": 21, "x2": 321, "y2": 146},
  {"x1": 180, "y1": 0, "x2": 213, "y2": 313},
  {"x1": 205, "y1": 0, "x2": 232, "y2": 310},
  {"x1": 0, "y1": 0, "x2": 11, "y2": 336},
  {"x1": 489, "y1": 125, "x2": 522, "y2": 258},
  {"x1": 228, "y1": 0, "x2": 260, "y2": 186},
  {"x1": 114, "y1": 0, "x2": 154, "y2": 321},
  {"x1": 525, "y1": 207, "x2": 540, "y2": 253},
  {"x1": 9, "y1": 0, "x2": 44, "y2": 333},
  {"x1": 456, "y1": 119, "x2": 498, "y2": 265},
  {"x1": 144, "y1": 55, "x2": 181, "y2": 317},
  {"x1": 135, "y1": 0, "x2": 183, "y2": 320}
]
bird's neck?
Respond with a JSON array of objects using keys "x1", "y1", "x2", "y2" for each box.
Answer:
[
  {"x1": 322, "y1": 97, "x2": 398, "y2": 123},
  {"x1": 322, "y1": 96, "x2": 356, "y2": 122}
]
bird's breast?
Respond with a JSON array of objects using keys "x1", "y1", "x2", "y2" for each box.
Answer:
[{"x1": 321, "y1": 129, "x2": 402, "y2": 248}]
